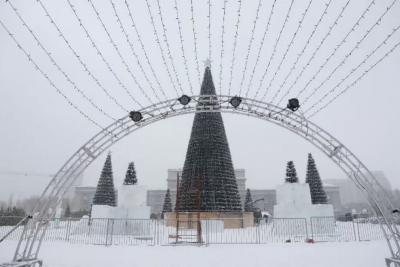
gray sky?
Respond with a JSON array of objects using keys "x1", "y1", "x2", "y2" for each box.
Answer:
[{"x1": 0, "y1": 0, "x2": 399, "y2": 201}]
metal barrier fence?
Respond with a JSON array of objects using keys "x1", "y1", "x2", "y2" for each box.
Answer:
[{"x1": 0, "y1": 216, "x2": 386, "y2": 246}]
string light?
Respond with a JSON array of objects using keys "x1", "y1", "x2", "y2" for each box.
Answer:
[
  {"x1": 276, "y1": 2, "x2": 351, "y2": 106},
  {"x1": 8, "y1": 1, "x2": 116, "y2": 121},
  {"x1": 227, "y1": 0, "x2": 242, "y2": 96},
  {"x1": 273, "y1": 0, "x2": 337, "y2": 106},
  {"x1": 295, "y1": 0, "x2": 378, "y2": 99},
  {"x1": 87, "y1": 0, "x2": 154, "y2": 105},
  {"x1": 237, "y1": 0, "x2": 263, "y2": 96},
  {"x1": 218, "y1": 0, "x2": 228, "y2": 95},
  {"x1": 305, "y1": 26, "x2": 400, "y2": 115},
  {"x1": 0, "y1": 19, "x2": 104, "y2": 130},
  {"x1": 266, "y1": 0, "x2": 314, "y2": 103},
  {"x1": 155, "y1": 0, "x2": 185, "y2": 95},
  {"x1": 143, "y1": 0, "x2": 179, "y2": 97},
  {"x1": 124, "y1": 0, "x2": 168, "y2": 100},
  {"x1": 244, "y1": 0, "x2": 277, "y2": 98},
  {"x1": 308, "y1": 41, "x2": 400, "y2": 118},
  {"x1": 66, "y1": 0, "x2": 143, "y2": 108},
  {"x1": 301, "y1": 0, "x2": 399, "y2": 106},
  {"x1": 35, "y1": 0, "x2": 128, "y2": 113},
  {"x1": 2, "y1": 0, "x2": 399, "y2": 121},
  {"x1": 173, "y1": 0, "x2": 194, "y2": 95},
  {"x1": 190, "y1": 0, "x2": 201, "y2": 86},
  {"x1": 253, "y1": 0, "x2": 295, "y2": 100},
  {"x1": 208, "y1": 0, "x2": 212, "y2": 62},
  {"x1": 110, "y1": 0, "x2": 163, "y2": 102}
]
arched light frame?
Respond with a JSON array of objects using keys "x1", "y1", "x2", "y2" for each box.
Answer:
[{"x1": 11, "y1": 95, "x2": 400, "y2": 263}]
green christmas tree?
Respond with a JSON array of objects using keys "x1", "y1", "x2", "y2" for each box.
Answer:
[
  {"x1": 244, "y1": 189, "x2": 256, "y2": 212},
  {"x1": 306, "y1": 153, "x2": 328, "y2": 204},
  {"x1": 285, "y1": 161, "x2": 299, "y2": 183},
  {"x1": 177, "y1": 67, "x2": 242, "y2": 211},
  {"x1": 92, "y1": 153, "x2": 117, "y2": 206},
  {"x1": 123, "y1": 162, "x2": 137, "y2": 185},
  {"x1": 162, "y1": 189, "x2": 172, "y2": 213}
]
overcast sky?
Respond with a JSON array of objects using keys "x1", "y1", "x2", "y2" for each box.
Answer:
[{"x1": 0, "y1": 0, "x2": 399, "y2": 202}]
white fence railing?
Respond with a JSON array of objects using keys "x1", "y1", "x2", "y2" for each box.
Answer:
[{"x1": 0, "y1": 216, "x2": 385, "y2": 246}]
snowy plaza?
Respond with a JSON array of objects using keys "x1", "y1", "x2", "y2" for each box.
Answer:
[{"x1": 0, "y1": 240, "x2": 388, "y2": 267}]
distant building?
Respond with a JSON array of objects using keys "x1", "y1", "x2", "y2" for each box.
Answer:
[
  {"x1": 248, "y1": 189, "x2": 276, "y2": 215},
  {"x1": 323, "y1": 184, "x2": 342, "y2": 216},
  {"x1": 71, "y1": 186, "x2": 96, "y2": 211},
  {"x1": 325, "y1": 170, "x2": 391, "y2": 208},
  {"x1": 146, "y1": 169, "x2": 343, "y2": 217}
]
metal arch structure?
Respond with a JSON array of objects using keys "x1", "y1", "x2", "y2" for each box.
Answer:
[{"x1": 8, "y1": 95, "x2": 400, "y2": 265}]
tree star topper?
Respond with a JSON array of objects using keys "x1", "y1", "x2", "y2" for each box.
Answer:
[{"x1": 203, "y1": 58, "x2": 211, "y2": 68}]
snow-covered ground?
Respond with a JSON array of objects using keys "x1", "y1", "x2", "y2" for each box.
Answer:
[{"x1": 0, "y1": 240, "x2": 389, "y2": 267}]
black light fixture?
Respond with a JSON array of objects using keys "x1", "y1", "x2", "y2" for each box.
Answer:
[
  {"x1": 229, "y1": 96, "x2": 242, "y2": 108},
  {"x1": 178, "y1": 94, "x2": 191, "y2": 106},
  {"x1": 129, "y1": 111, "x2": 143, "y2": 122},
  {"x1": 287, "y1": 98, "x2": 300, "y2": 112}
]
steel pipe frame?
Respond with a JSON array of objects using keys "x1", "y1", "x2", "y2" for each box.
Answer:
[{"x1": 7, "y1": 95, "x2": 400, "y2": 264}]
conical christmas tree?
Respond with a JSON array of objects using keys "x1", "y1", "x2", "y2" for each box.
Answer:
[
  {"x1": 92, "y1": 153, "x2": 117, "y2": 206},
  {"x1": 305, "y1": 153, "x2": 328, "y2": 204},
  {"x1": 244, "y1": 189, "x2": 256, "y2": 212},
  {"x1": 162, "y1": 189, "x2": 173, "y2": 213},
  {"x1": 285, "y1": 161, "x2": 299, "y2": 183},
  {"x1": 123, "y1": 162, "x2": 137, "y2": 185},
  {"x1": 177, "y1": 66, "x2": 242, "y2": 211}
]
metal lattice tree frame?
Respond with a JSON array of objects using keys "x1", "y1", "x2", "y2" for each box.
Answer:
[{"x1": 8, "y1": 95, "x2": 400, "y2": 265}]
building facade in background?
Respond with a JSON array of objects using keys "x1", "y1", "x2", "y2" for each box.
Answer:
[
  {"x1": 71, "y1": 169, "x2": 391, "y2": 217},
  {"x1": 146, "y1": 169, "x2": 342, "y2": 217}
]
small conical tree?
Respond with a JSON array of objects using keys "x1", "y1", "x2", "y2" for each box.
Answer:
[
  {"x1": 244, "y1": 189, "x2": 256, "y2": 212},
  {"x1": 64, "y1": 203, "x2": 71, "y2": 218},
  {"x1": 92, "y1": 153, "x2": 117, "y2": 207},
  {"x1": 123, "y1": 162, "x2": 137, "y2": 185},
  {"x1": 306, "y1": 153, "x2": 328, "y2": 204},
  {"x1": 285, "y1": 161, "x2": 299, "y2": 183},
  {"x1": 162, "y1": 189, "x2": 172, "y2": 213}
]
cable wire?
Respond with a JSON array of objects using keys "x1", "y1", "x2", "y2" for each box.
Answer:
[{"x1": 0, "y1": 19, "x2": 104, "y2": 129}]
